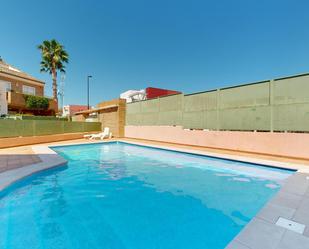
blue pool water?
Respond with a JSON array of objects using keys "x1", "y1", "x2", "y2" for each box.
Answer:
[{"x1": 0, "y1": 142, "x2": 293, "y2": 249}]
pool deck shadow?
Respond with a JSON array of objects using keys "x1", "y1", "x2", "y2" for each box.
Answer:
[{"x1": 0, "y1": 138, "x2": 309, "y2": 249}]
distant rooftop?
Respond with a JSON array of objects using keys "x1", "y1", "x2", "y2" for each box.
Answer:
[{"x1": 0, "y1": 57, "x2": 44, "y2": 84}]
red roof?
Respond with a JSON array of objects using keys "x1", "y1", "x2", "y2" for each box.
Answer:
[
  {"x1": 66, "y1": 105, "x2": 88, "y2": 115},
  {"x1": 146, "y1": 87, "x2": 181, "y2": 99}
]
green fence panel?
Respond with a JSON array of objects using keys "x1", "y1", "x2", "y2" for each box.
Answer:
[
  {"x1": 183, "y1": 110, "x2": 218, "y2": 130},
  {"x1": 219, "y1": 81, "x2": 270, "y2": 109},
  {"x1": 22, "y1": 120, "x2": 35, "y2": 137},
  {"x1": 34, "y1": 120, "x2": 64, "y2": 135},
  {"x1": 126, "y1": 102, "x2": 141, "y2": 125},
  {"x1": 21, "y1": 115, "x2": 68, "y2": 121},
  {"x1": 84, "y1": 122, "x2": 101, "y2": 132},
  {"x1": 125, "y1": 73, "x2": 309, "y2": 132},
  {"x1": 139, "y1": 99, "x2": 159, "y2": 125},
  {"x1": 184, "y1": 91, "x2": 217, "y2": 112},
  {"x1": 0, "y1": 119, "x2": 101, "y2": 138},
  {"x1": 158, "y1": 94, "x2": 183, "y2": 125},
  {"x1": 141, "y1": 98, "x2": 159, "y2": 113},
  {"x1": 183, "y1": 111, "x2": 205, "y2": 129},
  {"x1": 183, "y1": 91, "x2": 218, "y2": 129},
  {"x1": 126, "y1": 113, "x2": 141, "y2": 126},
  {"x1": 127, "y1": 95, "x2": 183, "y2": 126},
  {"x1": 273, "y1": 75, "x2": 309, "y2": 105},
  {"x1": 127, "y1": 102, "x2": 141, "y2": 114},
  {"x1": 139, "y1": 113, "x2": 159, "y2": 126},
  {"x1": 158, "y1": 111, "x2": 182, "y2": 126},
  {"x1": 0, "y1": 120, "x2": 20, "y2": 137},
  {"x1": 159, "y1": 94, "x2": 183, "y2": 112},
  {"x1": 219, "y1": 106, "x2": 270, "y2": 131},
  {"x1": 64, "y1": 121, "x2": 83, "y2": 133},
  {"x1": 204, "y1": 110, "x2": 218, "y2": 130},
  {"x1": 273, "y1": 103, "x2": 309, "y2": 132}
]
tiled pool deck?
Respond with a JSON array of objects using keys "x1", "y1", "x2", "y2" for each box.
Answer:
[
  {"x1": 0, "y1": 138, "x2": 309, "y2": 248},
  {"x1": 0, "y1": 146, "x2": 41, "y2": 173}
]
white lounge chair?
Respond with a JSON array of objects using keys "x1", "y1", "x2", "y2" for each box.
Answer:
[{"x1": 84, "y1": 127, "x2": 111, "y2": 140}]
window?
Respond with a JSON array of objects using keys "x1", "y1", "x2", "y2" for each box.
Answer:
[
  {"x1": 5, "y1": 82, "x2": 11, "y2": 92},
  {"x1": 22, "y1": 85, "x2": 35, "y2": 95}
]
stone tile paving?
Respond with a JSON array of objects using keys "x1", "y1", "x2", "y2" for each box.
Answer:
[
  {"x1": 0, "y1": 145, "x2": 67, "y2": 191},
  {"x1": 0, "y1": 146, "x2": 41, "y2": 173},
  {"x1": 227, "y1": 172, "x2": 309, "y2": 249}
]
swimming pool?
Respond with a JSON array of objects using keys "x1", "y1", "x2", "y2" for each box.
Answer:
[{"x1": 0, "y1": 142, "x2": 293, "y2": 249}]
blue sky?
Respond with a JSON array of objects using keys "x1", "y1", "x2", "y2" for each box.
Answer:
[{"x1": 1, "y1": 0, "x2": 308, "y2": 106}]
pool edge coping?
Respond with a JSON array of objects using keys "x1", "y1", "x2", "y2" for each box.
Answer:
[
  {"x1": 48, "y1": 139, "x2": 309, "y2": 173},
  {"x1": 0, "y1": 145, "x2": 67, "y2": 192},
  {"x1": 226, "y1": 170, "x2": 309, "y2": 249}
]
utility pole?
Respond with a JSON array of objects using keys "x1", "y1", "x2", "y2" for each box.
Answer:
[
  {"x1": 58, "y1": 73, "x2": 65, "y2": 115},
  {"x1": 87, "y1": 75, "x2": 92, "y2": 109}
]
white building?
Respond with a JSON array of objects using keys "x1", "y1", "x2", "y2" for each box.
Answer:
[
  {"x1": 120, "y1": 89, "x2": 146, "y2": 103},
  {"x1": 62, "y1": 105, "x2": 89, "y2": 117}
]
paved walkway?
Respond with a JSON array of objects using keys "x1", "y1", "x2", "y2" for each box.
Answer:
[
  {"x1": 0, "y1": 146, "x2": 41, "y2": 173},
  {"x1": 227, "y1": 172, "x2": 309, "y2": 249}
]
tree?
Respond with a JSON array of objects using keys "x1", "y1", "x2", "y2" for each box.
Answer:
[{"x1": 38, "y1": 39, "x2": 69, "y2": 102}]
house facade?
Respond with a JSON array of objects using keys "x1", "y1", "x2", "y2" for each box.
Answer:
[{"x1": 0, "y1": 57, "x2": 57, "y2": 115}]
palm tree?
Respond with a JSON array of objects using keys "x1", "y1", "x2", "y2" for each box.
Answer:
[{"x1": 38, "y1": 39, "x2": 69, "y2": 101}]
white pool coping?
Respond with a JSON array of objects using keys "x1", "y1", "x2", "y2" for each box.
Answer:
[
  {"x1": 117, "y1": 140, "x2": 309, "y2": 173},
  {"x1": 0, "y1": 139, "x2": 308, "y2": 248},
  {"x1": 50, "y1": 139, "x2": 309, "y2": 173}
]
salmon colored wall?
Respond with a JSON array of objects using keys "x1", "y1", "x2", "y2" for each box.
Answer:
[{"x1": 125, "y1": 126, "x2": 309, "y2": 160}]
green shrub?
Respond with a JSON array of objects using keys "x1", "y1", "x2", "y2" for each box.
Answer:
[{"x1": 24, "y1": 95, "x2": 49, "y2": 110}]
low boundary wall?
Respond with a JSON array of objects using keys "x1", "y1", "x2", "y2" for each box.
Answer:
[
  {"x1": 0, "y1": 132, "x2": 93, "y2": 149},
  {"x1": 125, "y1": 125, "x2": 309, "y2": 160}
]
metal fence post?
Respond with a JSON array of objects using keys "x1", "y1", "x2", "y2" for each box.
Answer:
[
  {"x1": 216, "y1": 89, "x2": 220, "y2": 131},
  {"x1": 269, "y1": 80, "x2": 274, "y2": 132},
  {"x1": 181, "y1": 94, "x2": 184, "y2": 127}
]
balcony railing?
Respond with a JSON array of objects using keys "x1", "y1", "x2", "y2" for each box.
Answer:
[{"x1": 6, "y1": 91, "x2": 58, "y2": 112}]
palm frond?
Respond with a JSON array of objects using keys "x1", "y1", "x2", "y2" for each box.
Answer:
[
  {"x1": 37, "y1": 39, "x2": 69, "y2": 73},
  {"x1": 37, "y1": 39, "x2": 69, "y2": 100}
]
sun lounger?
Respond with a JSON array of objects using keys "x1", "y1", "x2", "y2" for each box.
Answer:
[{"x1": 84, "y1": 127, "x2": 111, "y2": 140}]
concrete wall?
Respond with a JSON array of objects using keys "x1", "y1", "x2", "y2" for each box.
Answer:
[
  {"x1": 97, "y1": 98, "x2": 126, "y2": 137},
  {"x1": 125, "y1": 125, "x2": 309, "y2": 160}
]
